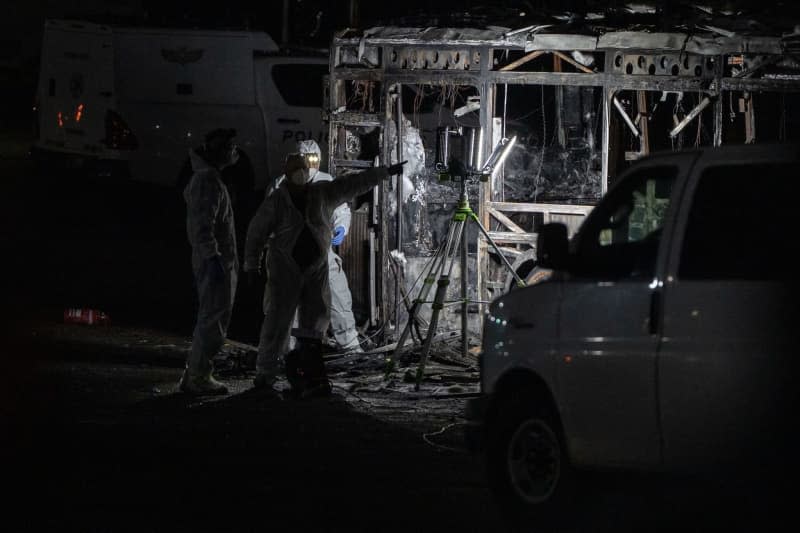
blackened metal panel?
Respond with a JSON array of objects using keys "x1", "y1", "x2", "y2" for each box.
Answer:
[{"x1": 337, "y1": 209, "x2": 370, "y2": 323}]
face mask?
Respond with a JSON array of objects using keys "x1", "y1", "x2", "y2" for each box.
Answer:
[
  {"x1": 219, "y1": 148, "x2": 239, "y2": 170},
  {"x1": 288, "y1": 168, "x2": 310, "y2": 186},
  {"x1": 211, "y1": 144, "x2": 238, "y2": 170}
]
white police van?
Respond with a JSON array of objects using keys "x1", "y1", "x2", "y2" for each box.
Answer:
[
  {"x1": 34, "y1": 19, "x2": 328, "y2": 190},
  {"x1": 466, "y1": 143, "x2": 799, "y2": 525}
]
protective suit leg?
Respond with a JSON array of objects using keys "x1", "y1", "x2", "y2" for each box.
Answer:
[
  {"x1": 187, "y1": 261, "x2": 236, "y2": 378},
  {"x1": 257, "y1": 266, "x2": 302, "y2": 379},
  {"x1": 292, "y1": 263, "x2": 332, "y2": 396},
  {"x1": 298, "y1": 262, "x2": 332, "y2": 338},
  {"x1": 327, "y1": 249, "x2": 362, "y2": 352}
]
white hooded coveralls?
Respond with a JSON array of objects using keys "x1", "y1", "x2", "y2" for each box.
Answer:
[
  {"x1": 244, "y1": 167, "x2": 387, "y2": 375},
  {"x1": 184, "y1": 148, "x2": 238, "y2": 378},
  {"x1": 272, "y1": 170, "x2": 360, "y2": 351}
]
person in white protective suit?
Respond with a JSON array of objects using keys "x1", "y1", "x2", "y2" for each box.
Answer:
[
  {"x1": 180, "y1": 128, "x2": 240, "y2": 395},
  {"x1": 263, "y1": 139, "x2": 363, "y2": 353},
  {"x1": 244, "y1": 154, "x2": 404, "y2": 389}
]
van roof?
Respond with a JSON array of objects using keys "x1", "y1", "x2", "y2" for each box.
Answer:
[
  {"x1": 44, "y1": 19, "x2": 113, "y2": 34},
  {"x1": 45, "y1": 18, "x2": 279, "y2": 53},
  {"x1": 644, "y1": 142, "x2": 800, "y2": 164}
]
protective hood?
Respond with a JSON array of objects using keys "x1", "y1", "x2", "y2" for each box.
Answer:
[
  {"x1": 297, "y1": 139, "x2": 321, "y2": 181},
  {"x1": 297, "y1": 139, "x2": 321, "y2": 157},
  {"x1": 189, "y1": 146, "x2": 212, "y2": 173},
  {"x1": 184, "y1": 148, "x2": 238, "y2": 269},
  {"x1": 191, "y1": 143, "x2": 238, "y2": 171},
  {"x1": 222, "y1": 147, "x2": 240, "y2": 169}
]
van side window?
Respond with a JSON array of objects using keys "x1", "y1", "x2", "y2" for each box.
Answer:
[
  {"x1": 271, "y1": 64, "x2": 328, "y2": 107},
  {"x1": 575, "y1": 166, "x2": 677, "y2": 279},
  {"x1": 679, "y1": 162, "x2": 800, "y2": 281}
]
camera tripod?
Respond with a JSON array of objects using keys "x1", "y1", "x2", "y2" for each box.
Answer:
[{"x1": 393, "y1": 180, "x2": 526, "y2": 391}]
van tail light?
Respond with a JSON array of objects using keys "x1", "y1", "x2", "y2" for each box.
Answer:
[{"x1": 104, "y1": 109, "x2": 138, "y2": 149}]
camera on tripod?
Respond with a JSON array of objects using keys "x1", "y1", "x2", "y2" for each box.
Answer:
[{"x1": 435, "y1": 125, "x2": 517, "y2": 183}]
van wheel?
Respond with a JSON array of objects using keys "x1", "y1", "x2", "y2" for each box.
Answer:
[{"x1": 487, "y1": 397, "x2": 572, "y2": 526}]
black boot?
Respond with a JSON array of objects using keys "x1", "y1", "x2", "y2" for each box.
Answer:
[{"x1": 301, "y1": 341, "x2": 332, "y2": 398}]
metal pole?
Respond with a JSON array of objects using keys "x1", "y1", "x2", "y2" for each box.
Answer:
[
  {"x1": 460, "y1": 184, "x2": 469, "y2": 358},
  {"x1": 714, "y1": 55, "x2": 724, "y2": 147},
  {"x1": 477, "y1": 53, "x2": 494, "y2": 338},
  {"x1": 637, "y1": 91, "x2": 650, "y2": 155},
  {"x1": 381, "y1": 78, "x2": 393, "y2": 339},
  {"x1": 601, "y1": 87, "x2": 612, "y2": 195},
  {"x1": 349, "y1": 0, "x2": 359, "y2": 27},
  {"x1": 669, "y1": 95, "x2": 711, "y2": 138},
  {"x1": 613, "y1": 96, "x2": 641, "y2": 139},
  {"x1": 394, "y1": 86, "x2": 403, "y2": 332}
]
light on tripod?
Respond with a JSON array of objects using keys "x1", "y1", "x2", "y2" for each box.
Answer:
[
  {"x1": 435, "y1": 126, "x2": 462, "y2": 177},
  {"x1": 436, "y1": 128, "x2": 515, "y2": 183},
  {"x1": 477, "y1": 135, "x2": 517, "y2": 182},
  {"x1": 474, "y1": 128, "x2": 484, "y2": 172}
]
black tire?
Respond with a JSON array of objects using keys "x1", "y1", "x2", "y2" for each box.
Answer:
[{"x1": 486, "y1": 394, "x2": 573, "y2": 529}]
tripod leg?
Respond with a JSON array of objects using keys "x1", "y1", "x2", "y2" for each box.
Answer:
[
  {"x1": 390, "y1": 260, "x2": 424, "y2": 343},
  {"x1": 461, "y1": 207, "x2": 469, "y2": 359},
  {"x1": 415, "y1": 218, "x2": 465, "y2": 391},
  {"x1": 393, "y1": 281, "x2": 432, "y2": 359},
  {"x1": 470, "y1": 212, "x2": 527, "y2": 287},
  {"x1": 392, "y1": 223, "x2": 453, "y2": 362}
]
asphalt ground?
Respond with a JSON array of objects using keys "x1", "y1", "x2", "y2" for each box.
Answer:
[
  {"x1": 4, "y1": 339, "x2": 493, "y2": 532},
  {"x1": 5, "y1": 323, "x2": 793, "y2": 533}
]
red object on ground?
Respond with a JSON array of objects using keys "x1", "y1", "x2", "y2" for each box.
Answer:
[{"x1": 64, "y1": 308, "x2": 111, "y2": 326}]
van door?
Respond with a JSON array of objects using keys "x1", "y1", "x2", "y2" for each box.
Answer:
[
  {"x1": 36, "y1": 20, "x2": 114, "y2": 158},
  {"x1": 557, "y1": 161, "x2": 684, "y2": 468},
  {"x1": 658, "y1": 153, "x2": 799, "y2": 469},
  {"x1": 257, "y1": 58, "x2": 328, "y2": 179}
]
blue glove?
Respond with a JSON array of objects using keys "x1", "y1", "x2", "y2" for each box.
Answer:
[{"x1": 331, "y1": 225, "x2": 346, "y2": 246}]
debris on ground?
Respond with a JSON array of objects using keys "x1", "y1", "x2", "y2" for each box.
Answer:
[{"x1": 21, "y1": 321, "x2": 480, "y2": 399}]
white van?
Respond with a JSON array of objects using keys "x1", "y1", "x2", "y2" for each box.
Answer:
[
  {"x1": 34, "y1": 19, "x2": 328, "y2": 190},
  {"x1": 466, "y1": 143, "x2": 799, "y2": 524}
]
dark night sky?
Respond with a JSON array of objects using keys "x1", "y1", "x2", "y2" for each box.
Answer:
[
  {"x1": 12, "y1": 2, "x2": 800, "y2": 41},
  {"x1": 124, "y1": 1, "x2": 800, "y2": 47},
  {"x1": 7, "y1": 1, "x2": 800, "y2": 55}
]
